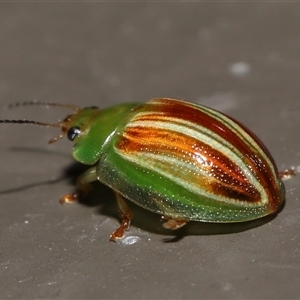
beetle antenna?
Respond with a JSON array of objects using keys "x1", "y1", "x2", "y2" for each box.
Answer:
[
  {"x1": 1, "y1": 101, "x2": 83, "y2": 144},
  {"x1": 0, "y1": 119, "x2": 65, "y2": 144},
  {"x1": 0, "y1": 119, "x2": 62, "y2": 127},
  {"x1": 6, "y1": 101, "x2": 80, "y2": 113}
]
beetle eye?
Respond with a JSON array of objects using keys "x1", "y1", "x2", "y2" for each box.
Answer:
[{"x1": 67, "y1": 126, "x2": 81, "y2": 141}]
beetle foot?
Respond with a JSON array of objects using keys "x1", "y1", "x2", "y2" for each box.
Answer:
[
  {"x1": 161, "y1": 216, "x2": 188, "y2": 230},
  {"x1": 279, "y1": 168, "x2": 296, "y2": 180},
  {"x1": 59, "y1": 191, "x2": 82, "y2": 204},
  {"x1": 109, "y1": 213, "x2": 132, "y2": 242}
]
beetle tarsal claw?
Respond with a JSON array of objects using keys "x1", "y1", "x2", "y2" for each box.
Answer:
[
  {"x1": 279, "y1": 168, "x2": 296, "y2": 180},
  {"x1": 59, "y1": 192, "x2": 80, "y2": 204},
  {"x1": 109, "y1": 193, "x2": 133, "y2": 242},
  {"x1": 109, "y1": 213, "x2": 132, "y2": 242},
  {"x1": 162, "y1": 217, "x2": 188, "y2": 230}
]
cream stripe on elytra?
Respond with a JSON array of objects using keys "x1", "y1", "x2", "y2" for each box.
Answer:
[
  {"x1": 147, "y1": 99, "x2": 277, "y2": 181},
  {"x1": 195, "y1": 103, "x2": 278, "y2": 178},
  {"x1": 118, "y1": 119, "x2": 269, "y2": 207}
]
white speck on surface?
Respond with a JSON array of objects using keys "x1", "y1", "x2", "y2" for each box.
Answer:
[
  {"x1": 222, "y1": 282, "x2": 233, "y2": 291},
  {"x1": 229, "y1": 62, "x2": 251, "y2": 76},
  {"x1": 18, "y1": 277, "x2": 33, "y2": 284},
  {"x1": 121, "y1": 236, "x2": 141, "y2": 245},
  {"x1": 76, "y1": 235, "x2": 88, "y2": 243}
]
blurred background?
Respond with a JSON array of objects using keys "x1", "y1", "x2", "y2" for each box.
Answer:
[{"x1": 0, "y1": 3, "x2": 300, "y2": 299}]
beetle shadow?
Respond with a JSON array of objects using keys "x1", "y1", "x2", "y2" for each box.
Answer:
[
  {"x1": 8, "y1": 146, "x2": 70, "y2": 157},
  {"x1": 94, "y1": 192, "x2": 279, "y2": 243},
  {"x1": 122, "y1": 203, "x2": 279, "y2": 243},
  {"x1": 0, "y1": 146, "x2": 72, "y2": 195},
  {"x1": 68, "y1": 166, "x2": 282, "y2": 243},
  {"x1": 1, "y1": 146, "x2": 284, "y2": 243}
]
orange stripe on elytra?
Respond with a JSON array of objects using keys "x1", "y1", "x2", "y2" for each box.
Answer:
[
  {"x1": 127, "y1": 99, "x2": 282, "y2": 210},
  {"x1": 117, "y1": 125, "x2": 261, "y2": 203}
]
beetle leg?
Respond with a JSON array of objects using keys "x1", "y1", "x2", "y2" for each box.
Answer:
[
  {"x1": 279, "y1": 168, "x2": 296, "y2": 180},
  {"x1": 161, "y1": 216, "x2": 188, "y2": 230},
  {"x1": 59, "y1": 166, "x2": 97, "y2": 204},
  {"x1": 109, "y1": 193, "x2": 132, "y2": 242}
]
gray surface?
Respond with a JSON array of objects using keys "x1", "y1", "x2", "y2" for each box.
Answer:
[{"x1": 0, "y1": 3, "x2": 300, "y2": 299}]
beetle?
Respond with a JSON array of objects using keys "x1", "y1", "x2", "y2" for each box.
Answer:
[{"x1": 0, "y1": 98, "x2": 293, "y2": 241}]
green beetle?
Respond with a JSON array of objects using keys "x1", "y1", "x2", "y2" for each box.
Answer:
[{"x1": 1, "y1": 98, "x2": 291, "y2": 241}]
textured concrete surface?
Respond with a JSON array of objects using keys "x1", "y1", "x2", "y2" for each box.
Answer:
[{"x1": 0, "y1": 3, "x2": 300, "y2": 299}]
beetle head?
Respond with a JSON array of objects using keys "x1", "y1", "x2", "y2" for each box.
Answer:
[{"x1": 0, "y1": 101, "x2": 98, "y2": 144}]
